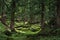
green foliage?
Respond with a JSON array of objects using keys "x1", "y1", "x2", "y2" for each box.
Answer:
[
  {"x1": 10, "y1": 33, "x2": 27, "y2": 40},
  {"x1": 0, "y1": 32, "x2": 7, "y2": 40},
  {"x1": 0, "y1": 22, "x2": 6, "y2": 32},
  {"x1": 0, "y1": 0, "x2": 59, "y2": 40},
  {"x1": 15, "y1": 23, "x2": 41, "y2": 35}
]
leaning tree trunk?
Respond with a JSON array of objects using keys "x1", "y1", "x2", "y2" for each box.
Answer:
[
  {"x1": 0, "y1": 0, "x2": 9, "y2": 29},
  {"x1": 56, "y1": 0, "x2": 60, "y2": 27},
  {"x1": 1, "y1": 9, "x2": 8, "y2": 28}
]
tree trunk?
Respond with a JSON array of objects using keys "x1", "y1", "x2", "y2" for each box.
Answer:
[
  {"x1": 41, "y1": 1, "x2": 45, "y2": 28},
  {"x1": 1, "y1": 10, "x2": 8, "y2": 28},
  {"x1": 56, "y1": 0, "x2": 60, "y2": 27},
  {"x1": 10, "y1": 0, "x2": 16, "y2": 31}
]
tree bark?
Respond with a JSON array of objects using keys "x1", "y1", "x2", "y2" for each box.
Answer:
[
  {"x1": 41, "y1": 1, "x2": 45, "y2": 28},
  {"x1": 10, "y1": 0, "x2": 16, "y2": 31},
  {"x1": 56, "y1": 0, "x2": 60, "y2": 27}
]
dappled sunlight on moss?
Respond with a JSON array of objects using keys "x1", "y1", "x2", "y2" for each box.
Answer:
[{"x1": 15, "y1": 24, "x2": 41, "y2": 35}]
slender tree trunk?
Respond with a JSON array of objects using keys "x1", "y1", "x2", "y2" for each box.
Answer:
[
  {"x1": 41, "y1": 1, "x2": 45, "y2": 28},
  {"x1": 1, "y1": 10, "x2": 8, "y2": 28},
  {"x1": 56, "y1": 0, "x2": 60, "y2": 27},
  {"x1": 37, "y1": 1, "x2": 45, "y2": 36},
  {"x1": 1, "y1": 10, "x2": 6, "y2": 24},
  {"x1": 10, "y1": 0, "x2": 16, "y2": 31}
]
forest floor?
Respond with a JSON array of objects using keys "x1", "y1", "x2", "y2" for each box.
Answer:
[{"x1": 0, "y1": 22, "x2": 60, "y2": 40}]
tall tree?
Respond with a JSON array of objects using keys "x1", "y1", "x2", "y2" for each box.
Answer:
[
  {"x1": 10, "y1": 0, "x2": 16, "y2": 31},
  {"x1": 41, "y1": 0, "x2": 45, "y2": 28},
  {"x1": 57, "y1": 0, "x2": 60, "y2": 27}
]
